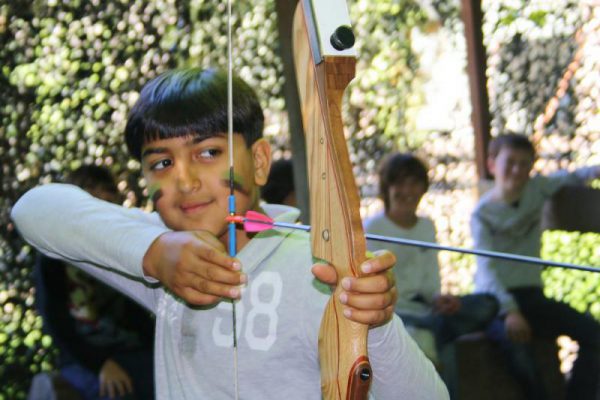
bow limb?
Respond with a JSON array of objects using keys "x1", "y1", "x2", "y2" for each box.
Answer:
[{"x1": 292, "y1": 1, "x2": 371, "y2": 399}]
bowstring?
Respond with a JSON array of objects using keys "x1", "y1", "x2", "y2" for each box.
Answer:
[{"x1": 226, "y1": 1, "x2": 239, "y2": 399}]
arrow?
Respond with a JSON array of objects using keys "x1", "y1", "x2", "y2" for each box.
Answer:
[{"x1": 226, "y1": 211, "x2": 600, "y2": 273}]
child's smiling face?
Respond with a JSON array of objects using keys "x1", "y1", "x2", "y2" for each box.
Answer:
[
  {"x1": 488, "y1": 146, "x2": 534, "y2": 201},
  {"x1": 387, "y1": 176, "x2": 427, "y2": 217},
  {"x1": 141, "y1": 133, "x2": 271, "y2": 245}
]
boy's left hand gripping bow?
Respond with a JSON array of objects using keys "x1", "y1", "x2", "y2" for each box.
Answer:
[{"x1": 293, "y1": 2, "x2": 371, "y2": 399}]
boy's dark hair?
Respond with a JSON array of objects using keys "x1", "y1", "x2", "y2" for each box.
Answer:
[
  {"x1": 261, "y1": 159, "x2": 295, "y2": 204},
  {"x1": 65, "y1": 165, "x2": 118, "y2": 195},
  {"x1": 125, "y1": 68, "x2": 264, "y2": 160},
  {"x1": 378, "y1": 153, "x2": 429, "y2": 211},
  {"x1": 488, "y1": 133, "x2": 535, "y2": 159}
]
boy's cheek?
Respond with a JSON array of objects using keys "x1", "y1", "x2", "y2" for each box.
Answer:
[
  {"x1": 220, "y1": 170, "x2": 251, "y2": 196},
  {"x1": 148, "y1": 182, "x2": 165, "y2": 203}
]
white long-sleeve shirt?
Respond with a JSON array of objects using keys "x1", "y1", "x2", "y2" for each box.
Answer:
[
  {"x1": 364, "y1": 214, "x2": 440, "y2": 318},
  {"x1": 12, "y1": 184, "x2": 449, "y2": 400},
  {"x1": 471, "y1": 167, "x2": 599, "y2": 314}
]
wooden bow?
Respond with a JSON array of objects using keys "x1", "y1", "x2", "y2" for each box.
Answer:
[{"x1": 292, "y1": 1, "x2": 372, "y2": 399}]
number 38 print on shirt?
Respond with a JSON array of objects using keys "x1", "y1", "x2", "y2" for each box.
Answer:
[{"x1": 212, "y1": 271, "x2": 283, "y2": 351}]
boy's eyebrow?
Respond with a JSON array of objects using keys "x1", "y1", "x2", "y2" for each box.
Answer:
[
  {"x1": 190, "y1": 133, "x2": 226, "y2": 144},
  {"x1": 141, "y1": 147, "x2": 167, "y2": 159},
  {"x1": 141, "y1": 133, "x2": 227, "y2": 159}
]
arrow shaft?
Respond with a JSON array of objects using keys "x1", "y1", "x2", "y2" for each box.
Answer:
[{"x1": 259, "y1": 220, "x2": 599, "y2": 273}]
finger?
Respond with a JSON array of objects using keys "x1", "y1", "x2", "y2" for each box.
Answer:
[
  {"x1": 188, "y1": 273, "x2": 244, "y2": 300},
  {"x1": 342, "y1": 305, "x2": 395, "y2": 326},
  {"x1": 115, "y1": 379, "x2": 127, "y2": 397},
  {"x1": 361, "y1": 250, "x2": 396, "y2": 274},
  {"x1": 192, "y1": 261, "x2": 246, "y2": 285},
  {"x1": 339, "y1": 290, "x2": 396, "y2": 311},
  {"x1": 123, "y1": 375, "x2": 134, "y2": 394},
  {"x1": 99, "y1": 380, "x2": 106, "y2": 397},
  {"x1": 171, "y1": 268, "x2": 243, "y2": 298},
  {"x1": 107, "y1": 381, "x2": 115, "y2": 399},
  {"x1": 311, "y1": 263, "x2": 337, "y2": 285},
  {"x1": 176, "y1": 240, "x2": 240, "y2": 276},
  {"x1": 192, "y1": 231, "x2": 227, "y2": 252},
  {"x1": 192, "y1": 240, "x2": 241, "y2": 271},
  {"x1": 341, "y1": 273, "x2": 394, "y2": 294},
  {"x1": 167, "y1": 259, "x2": 243, "y2": 291},
  {"x1": 180, "y1": 287, "x2": 223, "y2": 306}
]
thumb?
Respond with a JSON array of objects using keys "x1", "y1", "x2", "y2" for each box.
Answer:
[
  {"x1": 311, "y1": 263, "x2": 337, "y2": 286},
  {"x1": 193, "y1": 230, "x2": 226, "y2": 252}
]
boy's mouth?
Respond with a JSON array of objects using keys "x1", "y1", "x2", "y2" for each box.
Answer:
[{"x1": 180, "y1": 200, "x2": 213, "y2": 214}]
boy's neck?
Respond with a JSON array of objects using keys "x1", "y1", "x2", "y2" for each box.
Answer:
[
  {"x1": 494, "y1": 187, "x2": 523, "y2": 205},
  {"x1": 386, "y1": 210, "x2": 418, "y2": 229}
]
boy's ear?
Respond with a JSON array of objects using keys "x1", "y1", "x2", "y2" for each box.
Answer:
[{"x1": 251, "y1": 139, "x2": 272, "y2": 186}]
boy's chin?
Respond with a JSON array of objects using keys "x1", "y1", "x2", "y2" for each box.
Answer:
[
  {"x1": 501, "y1": 184, "x2": 526, "y2": 199},
  {"x1": 508, "y1": 180, "x2": 527, "y2": 192},
  {"x1": 163, "y1": 220, "x2": 223, "y2": 237}
]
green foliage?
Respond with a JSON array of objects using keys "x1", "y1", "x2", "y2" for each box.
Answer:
[
  {"x1": 543, "y1": 231, "x2": 600, "y2": 318},
  {"x1": 483, "y1": 0, "x2": 583, "y2": 139},
  {"x1": 2, "y1": 3, "x2": 189, "y2": 390},
  {"x1": 349, "y1": 0, "x2": 427, "y2": 144},
  {"x1": 347, "y1": 0, "x2": 429, "y2": 189}
]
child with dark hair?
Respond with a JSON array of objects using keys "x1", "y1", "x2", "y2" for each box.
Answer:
[
  {"x1": 13, "y1": 69, "x2": 448, "y2": 399},
  {"x1": 32, "y1": 165, "x2": 154, "y2": 400},
  {"x1": 65, "y1": 165, "x2": 120, "y2": 202},
  {"x1": 472, "y1": 133, "x2": 600, "y2": 400},
  {"x1": 261, "y1": 158, "x2": 296, "y2": 206},
  {"x1": 364, "y1": 152, "x2": 498, "y2": 399}
]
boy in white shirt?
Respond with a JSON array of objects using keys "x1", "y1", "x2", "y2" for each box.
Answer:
[
  {"x1": 13, "y1": 68, "x2": 448, "y2": 399},
  {"x1": 365, "y1": 153, "x2": 498, "y2": 399},
  {"x1": 472, "y1": 133, "x2": 600, "y2": 400}
]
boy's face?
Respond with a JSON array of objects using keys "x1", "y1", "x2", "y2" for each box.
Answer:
[
  {"x1": 488, "y1": 146, "x2": 534, "y2": 199},
  {"x1": 141, "y1": 133, "x2": 271, "y2": 242},
  {"x1": 387, "y1": 176, "x2": 427, "y2": 216}
]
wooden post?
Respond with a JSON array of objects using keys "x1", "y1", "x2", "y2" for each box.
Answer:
[
  {"x1": 274, "y1": 0, "x2": 310, "y2": 223},
  {"x1": 461, "y1": 0, "x2": 492, "y2": 180}
]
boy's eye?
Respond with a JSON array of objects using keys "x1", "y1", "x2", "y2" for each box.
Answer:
[
  {"x1": 150, "y1": 159, "x2": 173, "y2": 171},
  {"x1": 198, "y1": 148, "x2": 222, "y2": 159}
]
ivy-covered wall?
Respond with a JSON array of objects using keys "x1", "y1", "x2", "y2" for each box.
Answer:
[
  {"x1": 1, "y1": 0, "x2": 598, "y2": 397},
  {"x1": 0, "y1": 1, "x2": 288, "y2": 397}
]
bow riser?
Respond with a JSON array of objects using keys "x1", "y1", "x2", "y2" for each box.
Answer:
[{"x1": 293, "y1": 2, "x2": 371, "y2": 399}]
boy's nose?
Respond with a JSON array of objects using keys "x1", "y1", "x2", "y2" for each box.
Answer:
[{"x1": 176, "y1": 166, "x2": 200, "y2": 193}]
